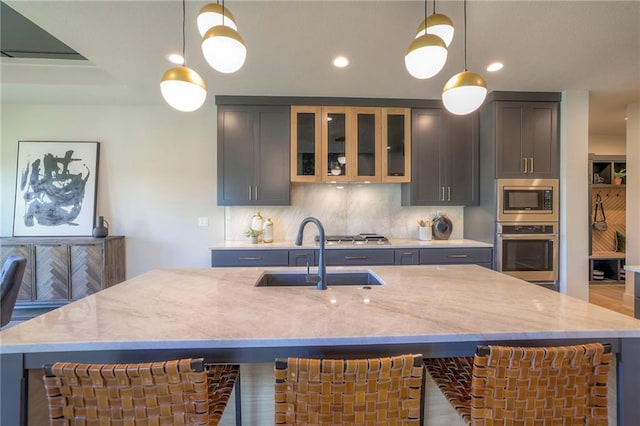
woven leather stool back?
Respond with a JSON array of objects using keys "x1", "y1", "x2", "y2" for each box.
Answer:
[
  {"x1": 43, "y1": 358, "x2": 239, "y2": 426},
  {"x1": 274, "y1": 353, "x2": 424, "y2": 425},
  {"x1": 425, "y1": 343, "x2": 612, "y2": 425}
]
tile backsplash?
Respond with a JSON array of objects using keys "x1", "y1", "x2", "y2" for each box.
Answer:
[{"x1": 224, "y1": 184, "x2": 464, "y2": 243}]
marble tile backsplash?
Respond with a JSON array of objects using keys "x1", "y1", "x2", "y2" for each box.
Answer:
[{"x1": 224, "y1": 184, "x2": 464, "y2": 244}]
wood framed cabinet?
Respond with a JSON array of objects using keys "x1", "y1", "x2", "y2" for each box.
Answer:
[
  {"x1": 401, "y1": 108, "x2": 479, "y2": 206},
  {"x1": 217, "y1": 105, "x2": 291, "y2": 205},
  {"x1": 495, "y1": 101, "x2": 558, "y2": 178},
  {"x1": 0, "y1": 236, "x2": 126, "y2": 310},
  {"x1": 290, "y1": 106, "x2": 410, "y2": 183}
]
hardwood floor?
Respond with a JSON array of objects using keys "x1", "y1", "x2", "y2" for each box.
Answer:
[{"x1": 589, "y1": 283, "x2": 634, "y2": 317}]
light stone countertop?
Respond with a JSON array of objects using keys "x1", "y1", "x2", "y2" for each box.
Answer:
[
  {"x1": 625, "y1": 265, "x2": 640, "y2": 273},
  {"x1": 211, "y1": 238, "x2": 493, "y2": 250},
  {"x1": 1, "y1": 265, "x2": 638, "y2": 355}
]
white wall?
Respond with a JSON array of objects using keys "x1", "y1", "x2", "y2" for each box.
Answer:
[
  {"x1": 589, "y1": 134, "x2": 627, "y2": 155},
  {"x1": 1, "y1": 104, "x2": 225, "y2": 278},
  {"x1": 560, "y1": 90, "x2": 590, "y2": 299}
]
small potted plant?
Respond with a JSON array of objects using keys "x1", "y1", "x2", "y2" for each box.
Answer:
[
  {"x1": 245, "y1": 228, "x2": 263, "y2": 244},
  {"x1": 613, "y1": 168, "x2": 626, "y2": 185}
]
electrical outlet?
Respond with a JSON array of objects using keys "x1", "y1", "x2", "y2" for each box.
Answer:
[{"x1": 198, "y1": 217, "x2": 209, "y2": 227}]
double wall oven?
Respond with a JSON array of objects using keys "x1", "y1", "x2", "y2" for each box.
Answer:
[{"x1": 495, "y1": 179, "x2": 559, "y2": 287}]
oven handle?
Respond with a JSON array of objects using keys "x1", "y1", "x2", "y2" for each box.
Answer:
[{"x1": 497, "y1": 233, "x2": 558, "y2": 239}]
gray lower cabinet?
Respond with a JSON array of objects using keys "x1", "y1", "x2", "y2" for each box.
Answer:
[
  {"x1": 324, "y1": 249, "x2": 395, "y2": 266},
  {"x1": 420, "y1": 248, "x2": 492, "y2": 265},
  {"x1": 401, "y1": 108, "x2": 479, "y2": 206},
  {"x1": 289, "y1": 250, "x2": 316, "y2": 267},
  {"x1": 217, "y1": 105, "x2": 291, "y2": 205},
  {"x1": 395, "y1": 249, "x2": 419, "y2": 265},
  {"x1": 0, "y1": 237, "x2": 126, "y2": 308},
  {"x1": 211, "y1": 249, "x2": 289, "y2": 267}
]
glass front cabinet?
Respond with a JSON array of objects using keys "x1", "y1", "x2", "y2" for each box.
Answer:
[{"x1": 290, "y1": 106, "x2": 410, "y2": 183}]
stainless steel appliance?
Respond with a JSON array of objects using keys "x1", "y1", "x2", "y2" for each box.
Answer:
[
  {"x1": 496, "y1": 223, "x2": 558, "y2": 284},
  {"x1": 315, "y1": 234, "x2": 391, "y2": 245},
  {"x1": 497, "y1": 178, "x2": 558, "y2": 222}
]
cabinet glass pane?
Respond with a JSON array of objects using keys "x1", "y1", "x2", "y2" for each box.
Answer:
[
  {"x1": 327, "y1": 113, "x2": 346, "y2": 177},
  {"x1": 357, "y1": 113, "x2": 376, "y2": 177},
  {"x1": 386, "y1": 114, "x2": 406, "y2": 177},
  {"x1": 296, "y1": 112, "x2": 316, "y2": 176}
]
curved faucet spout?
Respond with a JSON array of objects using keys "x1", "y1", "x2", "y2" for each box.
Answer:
[{"x1": 295, "y1": 217, "x2": 327, "y2": 290}]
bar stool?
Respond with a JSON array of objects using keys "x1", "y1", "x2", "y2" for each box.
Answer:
[
  {"x1": 274, "y1": 353, "x2": 424, "y2": 425},
  {"x1": 424, "y1": 343, "x2": 612, "y2": 424},
  {"x1": 43, "y1": 358, "x2": 241, "y2": 425}
]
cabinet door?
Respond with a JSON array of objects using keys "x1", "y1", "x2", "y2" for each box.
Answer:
[
  {"x1": 382, "y1": 108, "x2": 411, "y2": 183},
  {"x1": 218, "y1": 106, "x2": 255, "y2": 205},
  {"x1": 527, "y1": 102, "x2": 558, "y2": 178},
  {"x1": 34, "y1": 244, "x2": 68, "y2": 301},
  {"x1": 0, "y1": 243, "x2": 33, "y2": 301},
  {"x1": 289, "y1": 250, "x2": 316, "y2": 267},
  {"x1": 395, "y1": 249, "x2": 419, "y2": 265},
  {"x1": 496, "y1": 102, "x2": 527, "y2": 177},
  {"x1": 291, "y1": 106, "x2": 322, "y2": 182},
  {"x1": 69, "y1": 243, "x2": 104, "y2": 299},
  {"x1": 211, "y1": 249, "x2": 289, "y2": 267},
  {"x1": 325, "y1": 249, "x2": 394, "y2": 266},
  {"x1": 405, "y1": 108, "x2": 444, "y2": 204},
  {"x1": 351, "y1": 107, "x2": 381, "y2": 182},
  {"x1": 447, "y1": 113, "x2": 479, "y2": 205},
  {"x1": 420, "y1": 248, "x2": 492, "y2": 265},
  {"x1": 254, "y1": 106, "x2": 290, "y2": 204},
  {"x1": 322, "y1": 107, "x2": 350, "y2": 182}
]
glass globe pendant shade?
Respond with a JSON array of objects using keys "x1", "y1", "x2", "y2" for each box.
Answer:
[
  {"x1": 160, "y1": 66, "x2": 207, "y2": 112},
  {"x1": 441, "y1": 71, "x2": 487, "y2": 115},
  {"x1": 404, "y1": 34, "x2": 447, "y2": 79},
  {"x1": 416, "y1": 13, "x2": 454, "y2": 47},
  {"x1": 202, "y1": 25, "x2": 247, "y2": 73},
  {"x1": 196, "y1": 3, "x2": 237, "y2": 37}
]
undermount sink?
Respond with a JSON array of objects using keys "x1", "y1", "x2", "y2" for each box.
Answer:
[{"x1": 255, "y1": 270, "x2": 385, "y2": 287}]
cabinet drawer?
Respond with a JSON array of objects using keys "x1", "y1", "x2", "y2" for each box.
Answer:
[
  {"x1": 420, "y1": 248, "x2": 492, "y2": 265},
  {"x1": 394, "y1": 249, "x2": 419, "y2": 265},
  {"x1": 289, "y1": 250, "x2": 316, "y2": 266},
  {"x1": 325, "y1": 249, "x2": 394, "y2": 266},
  {"x1": 211, "y1": 250, "x2": 289, "y2": 267}
]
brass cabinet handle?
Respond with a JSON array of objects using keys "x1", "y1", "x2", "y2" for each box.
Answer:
[
  {"x1": 238, "y1": 257, "x2": 261, "y2": 261},
  {"x1": 447, "y1": 186, "x2": 451, "y2": 201},
  {"x1": 441, "y1": 186, "x2": 445, "y2": 201},
  {"x1": 248, "y1": 186, "x2": 252, "y2": 200},
  {"x1": 401, "y1": 252, "x2": 415, "y2": 256},
  {"x1": 254, "y1": 185, "x2": 259, "y2": 200},
  {"x1": 446, "y1": 254, "x2": 468, "y2": 258},
  {"x1": 529, "y1": 157, "x2": 534, "y2": 174},
  {"x1": 522, "y1": 157, "x2": 528, "y2": 173},
  {"x1": 294, "y1": 253, "x2": 308, "y2": 258},
  {"x1": 344, "y1": 256, "x2": 367, "y2": 260}
]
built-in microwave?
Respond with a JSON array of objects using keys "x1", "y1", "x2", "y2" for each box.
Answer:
[{"x1": 496, "y1": 179, "x2": 558, "y2": 222}]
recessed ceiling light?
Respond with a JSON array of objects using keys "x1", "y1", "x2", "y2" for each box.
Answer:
[
  {"x1": 167, "y1": 53, "x2": 184, "y2": 65},
  {"x1": 333, "y1": 56, "x2": 349, "y2": 68},
  {"x1": 486, "y1": 62, "x2": 504, "y2": 72}
]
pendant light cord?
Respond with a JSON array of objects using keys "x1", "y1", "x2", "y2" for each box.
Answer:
[
  {"x1": 222, "y1": 0, "x2": 226, "y2": 26},
  {"x1": 181, "y1": 0, "x2": 186, "y2": 66},
  {"x1": 433, "y1": 0, "x2": 436, "y2": 14},
  {"x1": 463, "y1": 0, "x2": 468, "y2": 71},
  {"x1": 424, "y1": 0, "x2": 427, "y2": 21}
]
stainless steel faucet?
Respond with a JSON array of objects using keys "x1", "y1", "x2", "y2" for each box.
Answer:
[{"x1": 295, "y1": 217, "x2": 327, "y2": 290}]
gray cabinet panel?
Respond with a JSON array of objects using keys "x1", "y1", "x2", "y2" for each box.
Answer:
[
  {"x1": 394, "y1": 249, "x2": 419, "y2": 265},
  {"x1": 289, "y1": 250, "x2": 316, "y2": 267},
  {"x1": 420, "y1": 248, "x2": 492, "y2": 265},
  {"x1": 402, "y1": 108, "x2": 478, "y2": 206},
  {"x1": 211, "y1": 249, "x2": 289, "y2": 267},
  {"x1": 217, "y1": 105, "x2": 290, "y2": 205},
  {"x1": 325, "y1": 249, "x2": 394, "y2": 266},
  {"x1": 495, "y1": 101, "x2": 558, "y2": 178}
]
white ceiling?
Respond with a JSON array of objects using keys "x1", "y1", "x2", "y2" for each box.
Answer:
[{"x1": 2, "y1": 1, "x2": 638, "y2": 137}]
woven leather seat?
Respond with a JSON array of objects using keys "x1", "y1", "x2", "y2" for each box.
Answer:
[
  {"x1": 424, "y1": 343, "x2": 612, "y2": 425},
  {"x1": 43, "y1": 358, "x2": 240, "y2": 425},
  {"x1": 274, "y1": 353, "x2": 424, "y2": 425}
]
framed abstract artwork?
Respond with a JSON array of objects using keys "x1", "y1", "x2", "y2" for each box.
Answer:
[{"x1": 13, "y1": 141, "x2": 100, "y2": 236}]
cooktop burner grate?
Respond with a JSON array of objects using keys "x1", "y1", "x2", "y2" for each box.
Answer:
[{"x1": 314, "y1": 234, "x2": 390, "y2": 245}]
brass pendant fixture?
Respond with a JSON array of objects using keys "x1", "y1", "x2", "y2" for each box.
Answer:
[
  {"x1": 200, "y1": 0, "x2": 246, "y2": 74},
  {"x1": 405, "y1": 0, "x2": 448, "y2": 79},
  {"x1": 442, "y1": 0, "x2": 487, "y2": 115},
  {"x1": 196, "y1": 2, "x2": 237, "y2": 36},
  {"x1": 160, "y1": 0, "x2": 207, "y2": 112},
  {"x1": 415, "y1": 0, "x2": 454, "y2": 47}
]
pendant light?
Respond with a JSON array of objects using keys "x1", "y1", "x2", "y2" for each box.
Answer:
[
  {"x1": 201, "y1": 0, "x2": 246, "y2": 74},
  {"x1": 442, "y1": 0, "x2": 487, "y2": 115},
  {"x1": 415, "y1": 0, "x2": 454, "y2": 47},
  {"x1": 196, "y1": 2, "x2": 237, "y2": 37},
  {"x1": 405, "y1": 0, "x2": 447, "y2": 79},
  {"x1": 160, "y1": 0, "x2": 207, "y2": 112}
]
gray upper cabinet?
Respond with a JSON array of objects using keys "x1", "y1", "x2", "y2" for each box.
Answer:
[
  {"x1": 217, "y1": 105, "x2": 291, "y2": 205},
  {"x1": 495, "y1": 101, "x2": 558, "y2": 178},
  {"x1": 401, "y1": 108, "x2": 478, "y2": 206}
]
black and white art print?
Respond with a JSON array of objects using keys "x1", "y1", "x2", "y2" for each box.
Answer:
[{"x1": 13, "y1": 141, "x2": 100, "y2": 236}]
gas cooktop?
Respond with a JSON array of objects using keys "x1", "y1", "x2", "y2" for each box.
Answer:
[{"x1": 315, "y1": 233, "x2": 391, "y2": 245}]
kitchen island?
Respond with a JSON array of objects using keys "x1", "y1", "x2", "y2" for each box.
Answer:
[{"x1": 2, "y1": 264, "x2": 640, "y2": 425}]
